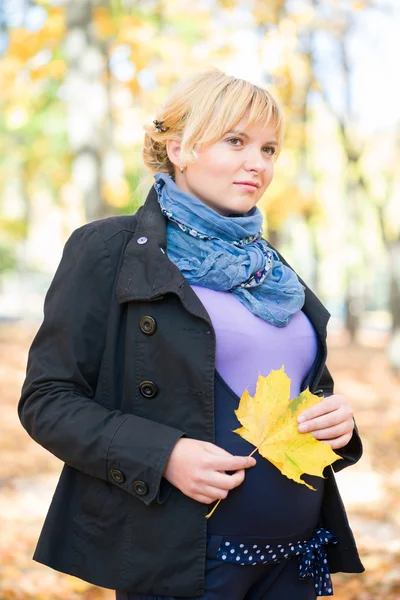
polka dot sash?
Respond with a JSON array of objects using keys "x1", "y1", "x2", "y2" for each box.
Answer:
[{"x1": 215, "y1": 527, "x2": 337, "y2": 596}]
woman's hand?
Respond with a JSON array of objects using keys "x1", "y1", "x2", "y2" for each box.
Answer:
[
  {"x1": 297, "y1": 394, "x2": 354, "y2": 450},
  {"x1": 163, "y1": 438, "x2": 256, "y2": 504}
]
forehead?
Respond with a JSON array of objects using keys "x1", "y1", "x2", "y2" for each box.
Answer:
[{"x1": 229, "y1": 115, "x2": 277, "y2": 140}]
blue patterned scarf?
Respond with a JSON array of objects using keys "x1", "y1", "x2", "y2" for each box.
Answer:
[{"x1": 154, "y1": 173, "x2": 305, "y2": 327}]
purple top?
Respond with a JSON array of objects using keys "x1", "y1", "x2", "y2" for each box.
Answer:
[{"x1": 191, "y1": 285, "x2": 318, "y2": 398}]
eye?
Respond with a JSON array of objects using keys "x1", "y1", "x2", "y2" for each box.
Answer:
[
  {"x1": 263, "y1": 145, "x2": 276, "y2": 156},
  {"x1": 226, "y1": 137, "x2": 244, "y2": 147}
]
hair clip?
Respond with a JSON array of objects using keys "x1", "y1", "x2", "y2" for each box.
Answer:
[{"x1": 153, "y1": 119, "x2": 168, "y2": 133}]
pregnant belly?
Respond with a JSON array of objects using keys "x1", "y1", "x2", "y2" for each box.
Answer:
[{"x1": 207, "y1": 372, "x2": 324, "y2": 538}]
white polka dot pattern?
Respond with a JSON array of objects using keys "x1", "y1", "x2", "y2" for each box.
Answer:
[{"x1": 215, "y1": 527, "x2": 337, "y2": 596}]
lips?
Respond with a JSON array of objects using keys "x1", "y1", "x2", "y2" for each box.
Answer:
[
  {"x1": 234, "y1": 181, "x2": 260, "y2": 188},
  {"x1": 234, "y1": 182, "x2": 260, "y2": 192}
]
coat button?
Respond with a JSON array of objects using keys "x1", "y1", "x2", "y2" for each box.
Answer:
[
  {"x1": 133, "y1": 480, "x2": 149, "y2": 496},
  {"x1": 110, "y1": 469, "x2": 125, "y2": 483},
  {"x1": 137, "y1": 236, "x2": 147, "y2": 245},
  {"x1": 139, "y1": 316, "x2": 157, "y2": 335},
  {"x1": 139, "y1": 380, "x2": 158, "y2": 398}
]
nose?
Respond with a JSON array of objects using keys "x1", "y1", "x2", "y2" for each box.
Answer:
[{"x1": 243, "y1": 148, "x2": 266, "y2": 173}]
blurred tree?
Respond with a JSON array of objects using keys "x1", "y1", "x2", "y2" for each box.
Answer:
[
  {"x1": 253, "y1": 3, "x2": 314, "y2": 249},
  {"x1": 254, "y1": 2, "x2": 333, "y2": 292},
  {"x1": 65, "y1": 0, "x2": 111, "y2": 221},
  {"x1": 367, "y1": 131, "x2": 400, "y2": 373},
  {"x1": 307, "y1": 0, "x2": 380, "y2": 336}
]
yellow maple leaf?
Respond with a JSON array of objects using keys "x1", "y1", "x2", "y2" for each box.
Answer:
[
  {"x1": 206, "y1": 366, "x2": 341, "y2": 519},
  {"x1": 234, "y1": 366, "x2": 341, "y2": 490}
]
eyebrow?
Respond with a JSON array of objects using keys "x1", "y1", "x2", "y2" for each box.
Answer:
[{"x1": 227, "y1": 128, "x2": 278, "y2": 145}]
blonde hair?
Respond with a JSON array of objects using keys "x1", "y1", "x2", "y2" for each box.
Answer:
[{"x1": 143, "y1": 68, "x2": 284, "y2": 178}]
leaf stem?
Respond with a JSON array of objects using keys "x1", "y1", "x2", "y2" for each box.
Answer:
[{"x1": 205, "y1": 499, "x2": 221, "y2": 519}]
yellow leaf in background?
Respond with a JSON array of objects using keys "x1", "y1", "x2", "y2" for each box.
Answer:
[
  {"x1": 234, "y1": 366, "x2": 341, "y2": 490},
  {"x1": 31, "y1": 59, "x2": 66, "y2": 81},
  {"x1": 65, "y1": 574, "x2": 91, "y2": 592}
]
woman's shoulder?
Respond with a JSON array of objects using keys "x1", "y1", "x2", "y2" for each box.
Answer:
[
  {"x1": 61, "y1": 211, "x2": 142, "y2": 276},
  {"x1": 77, "y1": 211, "x2": 140, "y2": 244}
]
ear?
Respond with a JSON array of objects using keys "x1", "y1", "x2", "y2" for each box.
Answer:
[{"x1": 166, "y1": 139, "x2": 182, "y2": 168}]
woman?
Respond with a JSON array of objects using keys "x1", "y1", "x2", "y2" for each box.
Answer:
[{"x1": 19, "y1": 69, "x2": 364, "y2": 599}]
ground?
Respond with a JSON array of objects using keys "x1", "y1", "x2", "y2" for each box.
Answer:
[{"x1": 0, "y1": 323, "x2": 399, "y2": 600}]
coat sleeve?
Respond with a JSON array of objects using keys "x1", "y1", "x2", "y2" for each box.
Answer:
[
  {"x1": 18, "y1": 225, "x2": 185, "y2": 506},
  {"x1": 318, "y1": 364, "x2": 363, "y2": 473}
]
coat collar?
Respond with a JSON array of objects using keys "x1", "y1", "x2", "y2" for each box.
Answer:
[
  {"x1": 116, "y1": 185, "x2": 330, "y2": 338},
  {"x1": 116, "y1": 185, "x2": 212, "y2": 323}
]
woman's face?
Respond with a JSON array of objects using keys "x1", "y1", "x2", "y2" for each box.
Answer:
[{"x1": 169, "y1": 112, "x2": 278, "y2": 216}]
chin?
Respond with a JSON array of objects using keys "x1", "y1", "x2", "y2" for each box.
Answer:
[
  {"x1": 229, "y1": 201, "x2": 257, "y2": 215},
  {"x1": 206, "y1": 197, "x2": 256, "y2": 216}
]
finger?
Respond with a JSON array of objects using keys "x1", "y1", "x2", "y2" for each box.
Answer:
[
  {"x1": 309, "y1": 421, "x2": 353, "y2": 441},
  {"x1": 195, "y1": 494, "x2": 218, "y2": 505},
  {"x1": 204, "y1": 443, "x2": 257, "y2": 466},
  {"x1": 298, "y1": 408, "x2": 350, "y2": 433},
  {"x1": 320, "y1": 432, "x2": 353, "y2": 450},
  {"x1": 201, "y1": 485, "x2": 230, "y2": 501},
  {"x1": 210, "y1": 454, "x2": 256, "y2": 471},
  {"x1": 297, "y1": 396, "x2": 345, "y2": 423},
  {"x1": 227, "y1": 469, "x2": 246, "y2": 490},
  {"x1": 208, "y1": 469, "x2": 246, "y2": 491}
]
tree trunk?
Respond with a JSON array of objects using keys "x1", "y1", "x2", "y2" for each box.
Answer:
[
  {"x1": 389, "y1": 242, "x2": 400, "y2": 334},
  {"x1": 65, "y1": 0, "x2": 110, "y2": 222},
  {"x1": 299, "y1": 37, "x2": 320, "y2": 294},
  {"x1": 313, "y1": 9, "x2": 366, "y2": 341},
  {"x1": 387, "y1": 241, "x2": 400, "y2": 375}
]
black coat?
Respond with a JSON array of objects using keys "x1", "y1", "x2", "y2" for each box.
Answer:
[{"x1": 19, "y1": 185, "x2": 365, "y2": 597}]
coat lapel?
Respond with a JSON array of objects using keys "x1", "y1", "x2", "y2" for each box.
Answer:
[
  {"x1": 116, "y1": 185, "x2": 331, "y2": 338},
  {"x1": 116, "y1": 185, "x2": 212, "y2": 324}
]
